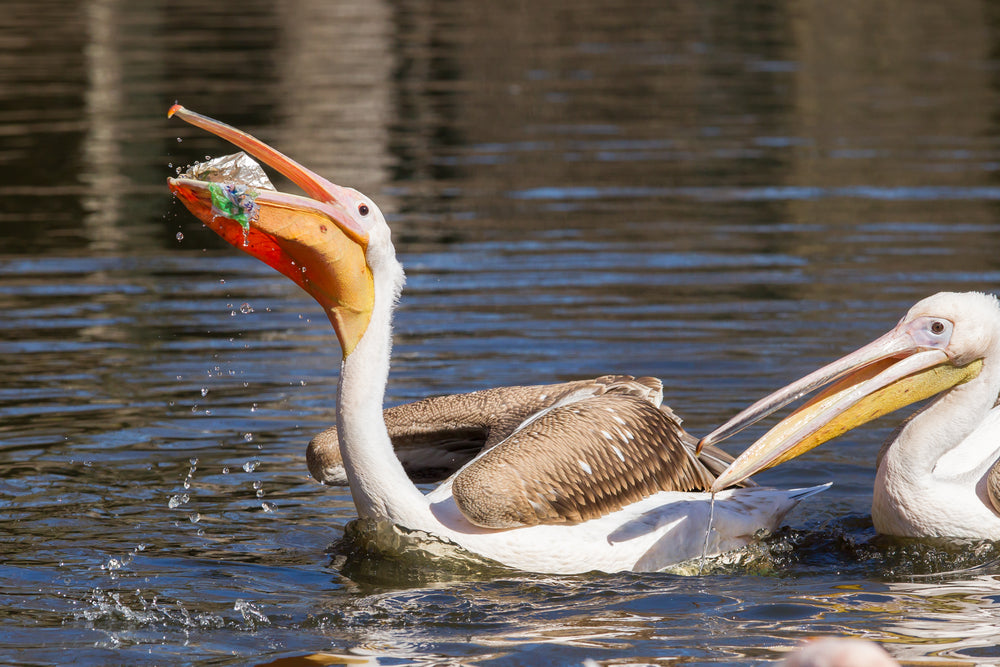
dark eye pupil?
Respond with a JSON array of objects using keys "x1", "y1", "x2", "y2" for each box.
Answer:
[
  {"x1": 358, "y1": 204, "x2": 369, "y2": 216},
  {"x1": 931, "y1": 321, "x2": 944, "y2": 334}
]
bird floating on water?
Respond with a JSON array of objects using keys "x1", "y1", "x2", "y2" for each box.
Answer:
[
  {"x1": 700, "y1": 291, "x2": 1000, "y2": 540},
  {"x1": 166, "y1": 105, "x2": 825, "y2": 574}
]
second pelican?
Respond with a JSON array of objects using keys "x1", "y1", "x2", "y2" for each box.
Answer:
[{"x1": 700, "y1": 292, "x2": 1000, "y2": 539}]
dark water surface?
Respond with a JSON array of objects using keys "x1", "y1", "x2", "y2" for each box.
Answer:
[{"x1": 5, "y1": 0, "x2": 1000, "y2": 664}]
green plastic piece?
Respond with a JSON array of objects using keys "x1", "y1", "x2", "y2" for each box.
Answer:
[{"x1": 208, "y1": 182, "x2": 257, "y2": 230}]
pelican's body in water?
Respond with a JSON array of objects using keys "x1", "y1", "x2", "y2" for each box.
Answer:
[
  {"x1": 701, "y1": 292, "x2": 1000, "y2": 540},
  {"x1": 166, "y1": 105, "x2": 824, "y2": 574}
]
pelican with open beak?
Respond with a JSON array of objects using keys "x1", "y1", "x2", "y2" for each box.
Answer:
[
  {"x1": 699, "y1": 292, "x2": 1000, "y2": 539},
  {"x1": 166, "y1": 105, "x2": 827, "y2": 574}
]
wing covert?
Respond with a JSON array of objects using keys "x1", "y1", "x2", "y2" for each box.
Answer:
[
  {"x1": 451, "y1": 394, "x2": 716, "y2": 528},
  {"x1": 307, "y1": 375, "x2": 663, "y2": 485}
]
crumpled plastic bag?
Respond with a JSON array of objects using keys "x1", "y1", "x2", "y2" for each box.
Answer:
[{"x1": 180, "y1": 152, "x2": 275, "y2": 191}]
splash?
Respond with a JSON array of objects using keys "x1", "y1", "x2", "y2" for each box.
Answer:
[
  {"x1": 234, "y1": 599, "x2": 270, "y2": 630},
  {"x1": 78, "y1": 589, "x2": 226, "y2": 632}
]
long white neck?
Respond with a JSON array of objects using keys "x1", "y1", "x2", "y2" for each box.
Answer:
[
  {"x1": 335, "y1": 256, "x2": 432, "y2": 528},
  {"x1": 884, "y1": 374, "x2": 996, "y2": 477},
  {"x1": 875, "y1": 354, "x2": 1000, "y2": 533}
]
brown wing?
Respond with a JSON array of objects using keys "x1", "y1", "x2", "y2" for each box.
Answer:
[
  {"x1": 307, "y1": 375, "x2": 663, "y2": 485},
  {"x1": 450, "y1": 394, "x2": 718, "y2": 528},
  {"x1": 308, "y1": 421, "x2": 487, "y2": 484},
  {"x1": 987, "y1": 457, "x2": 1000, "y2": 515}
]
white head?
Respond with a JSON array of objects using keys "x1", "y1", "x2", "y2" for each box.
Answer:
[
  {"x1": 700, "y1": 291, "x2": 999, "y2": 490},
  {"x1": 167, "y1": 105, "x2": 404, "y2": 357}
]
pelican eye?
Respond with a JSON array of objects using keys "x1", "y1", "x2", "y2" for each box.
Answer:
[
  {"x1": 909, "y1": 316, "x2": 954, "y2": 347},
  {"x1": 358, "y1": 203, "x2": 370, "y2": 216}
]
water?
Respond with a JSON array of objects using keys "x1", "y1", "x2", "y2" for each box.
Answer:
[{"x1": 4, "y1": 0, "x2": 1000, "y2": 663}]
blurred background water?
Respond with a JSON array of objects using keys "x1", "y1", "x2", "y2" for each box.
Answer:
[{"x1": 5, "y1": 0, "x2": 1000, "y2": 664}]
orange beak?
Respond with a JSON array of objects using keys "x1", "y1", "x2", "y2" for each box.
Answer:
[
  {"x1": 699, "y1": 323, "x2": 983, "y2": 491},
  {"x1": 166, "y1": 105, "x2": 374, "y2": 356}
]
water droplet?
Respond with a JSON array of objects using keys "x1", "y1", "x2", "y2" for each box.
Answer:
[
  {"x1": 200, "y1": 387, "x2": 209, "y2": 397},
  {"x1": 243, "y1": 460, "x2": 259, "y2": 473},
  {"x1": 239, "y1": 302, "x2": 253, "y2": 314},
  {"x1": 189, "y1": 457, "x2": 198, "y2": 467},
  {"x1": 168, "y1": 494, "x2": 189, "y2": 509},
  {"x1": 261, "y1": 502, "x2": 276, "y2": 513},
  {"x1": 176, "y1": 137, "x2": 183, "y2": 143},
  {"x1": 176, "y1": 232, "x2": 184, "y2": 241},
  {"x1": 234, "y1": 599, "x2": 270, "y2": 628},
  {"x1": 189, "y1": 512, "x2": 201, "y2": 524},
  {"x1": 222, "y1": 466, "x2": 230, "y2": 474},
  {"x1": 183, "y1": 479, "x2": 191, "y2": 489},
  {"x1": 252, "y1": 480, "x2": 263, "y2": 490},
  {"x1": 243, "y1": 432, "x2": 253, "y2": 442}
]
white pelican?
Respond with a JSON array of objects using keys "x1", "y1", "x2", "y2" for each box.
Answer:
[
  {"x1": 166, "y1": 105, "x2": 825, "y2": 574},
  {"x1": 699, "y1": 291, "x2": 1000, "y2": 540}
]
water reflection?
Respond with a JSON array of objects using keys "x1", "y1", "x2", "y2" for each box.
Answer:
[{"x1": 860, "y1": 576, "x2": 1000, "y2": 663}]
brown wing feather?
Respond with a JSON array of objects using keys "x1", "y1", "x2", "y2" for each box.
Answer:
[
  {"x1": 307, "y1": 375, "x2": 663, "y2": 485},
  {"x1": 451, "y1": 394, "x2": 717, "y2": 528},
  {"x1": 987, "y1": 457, "x2": 1000, "y2": 515}
]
